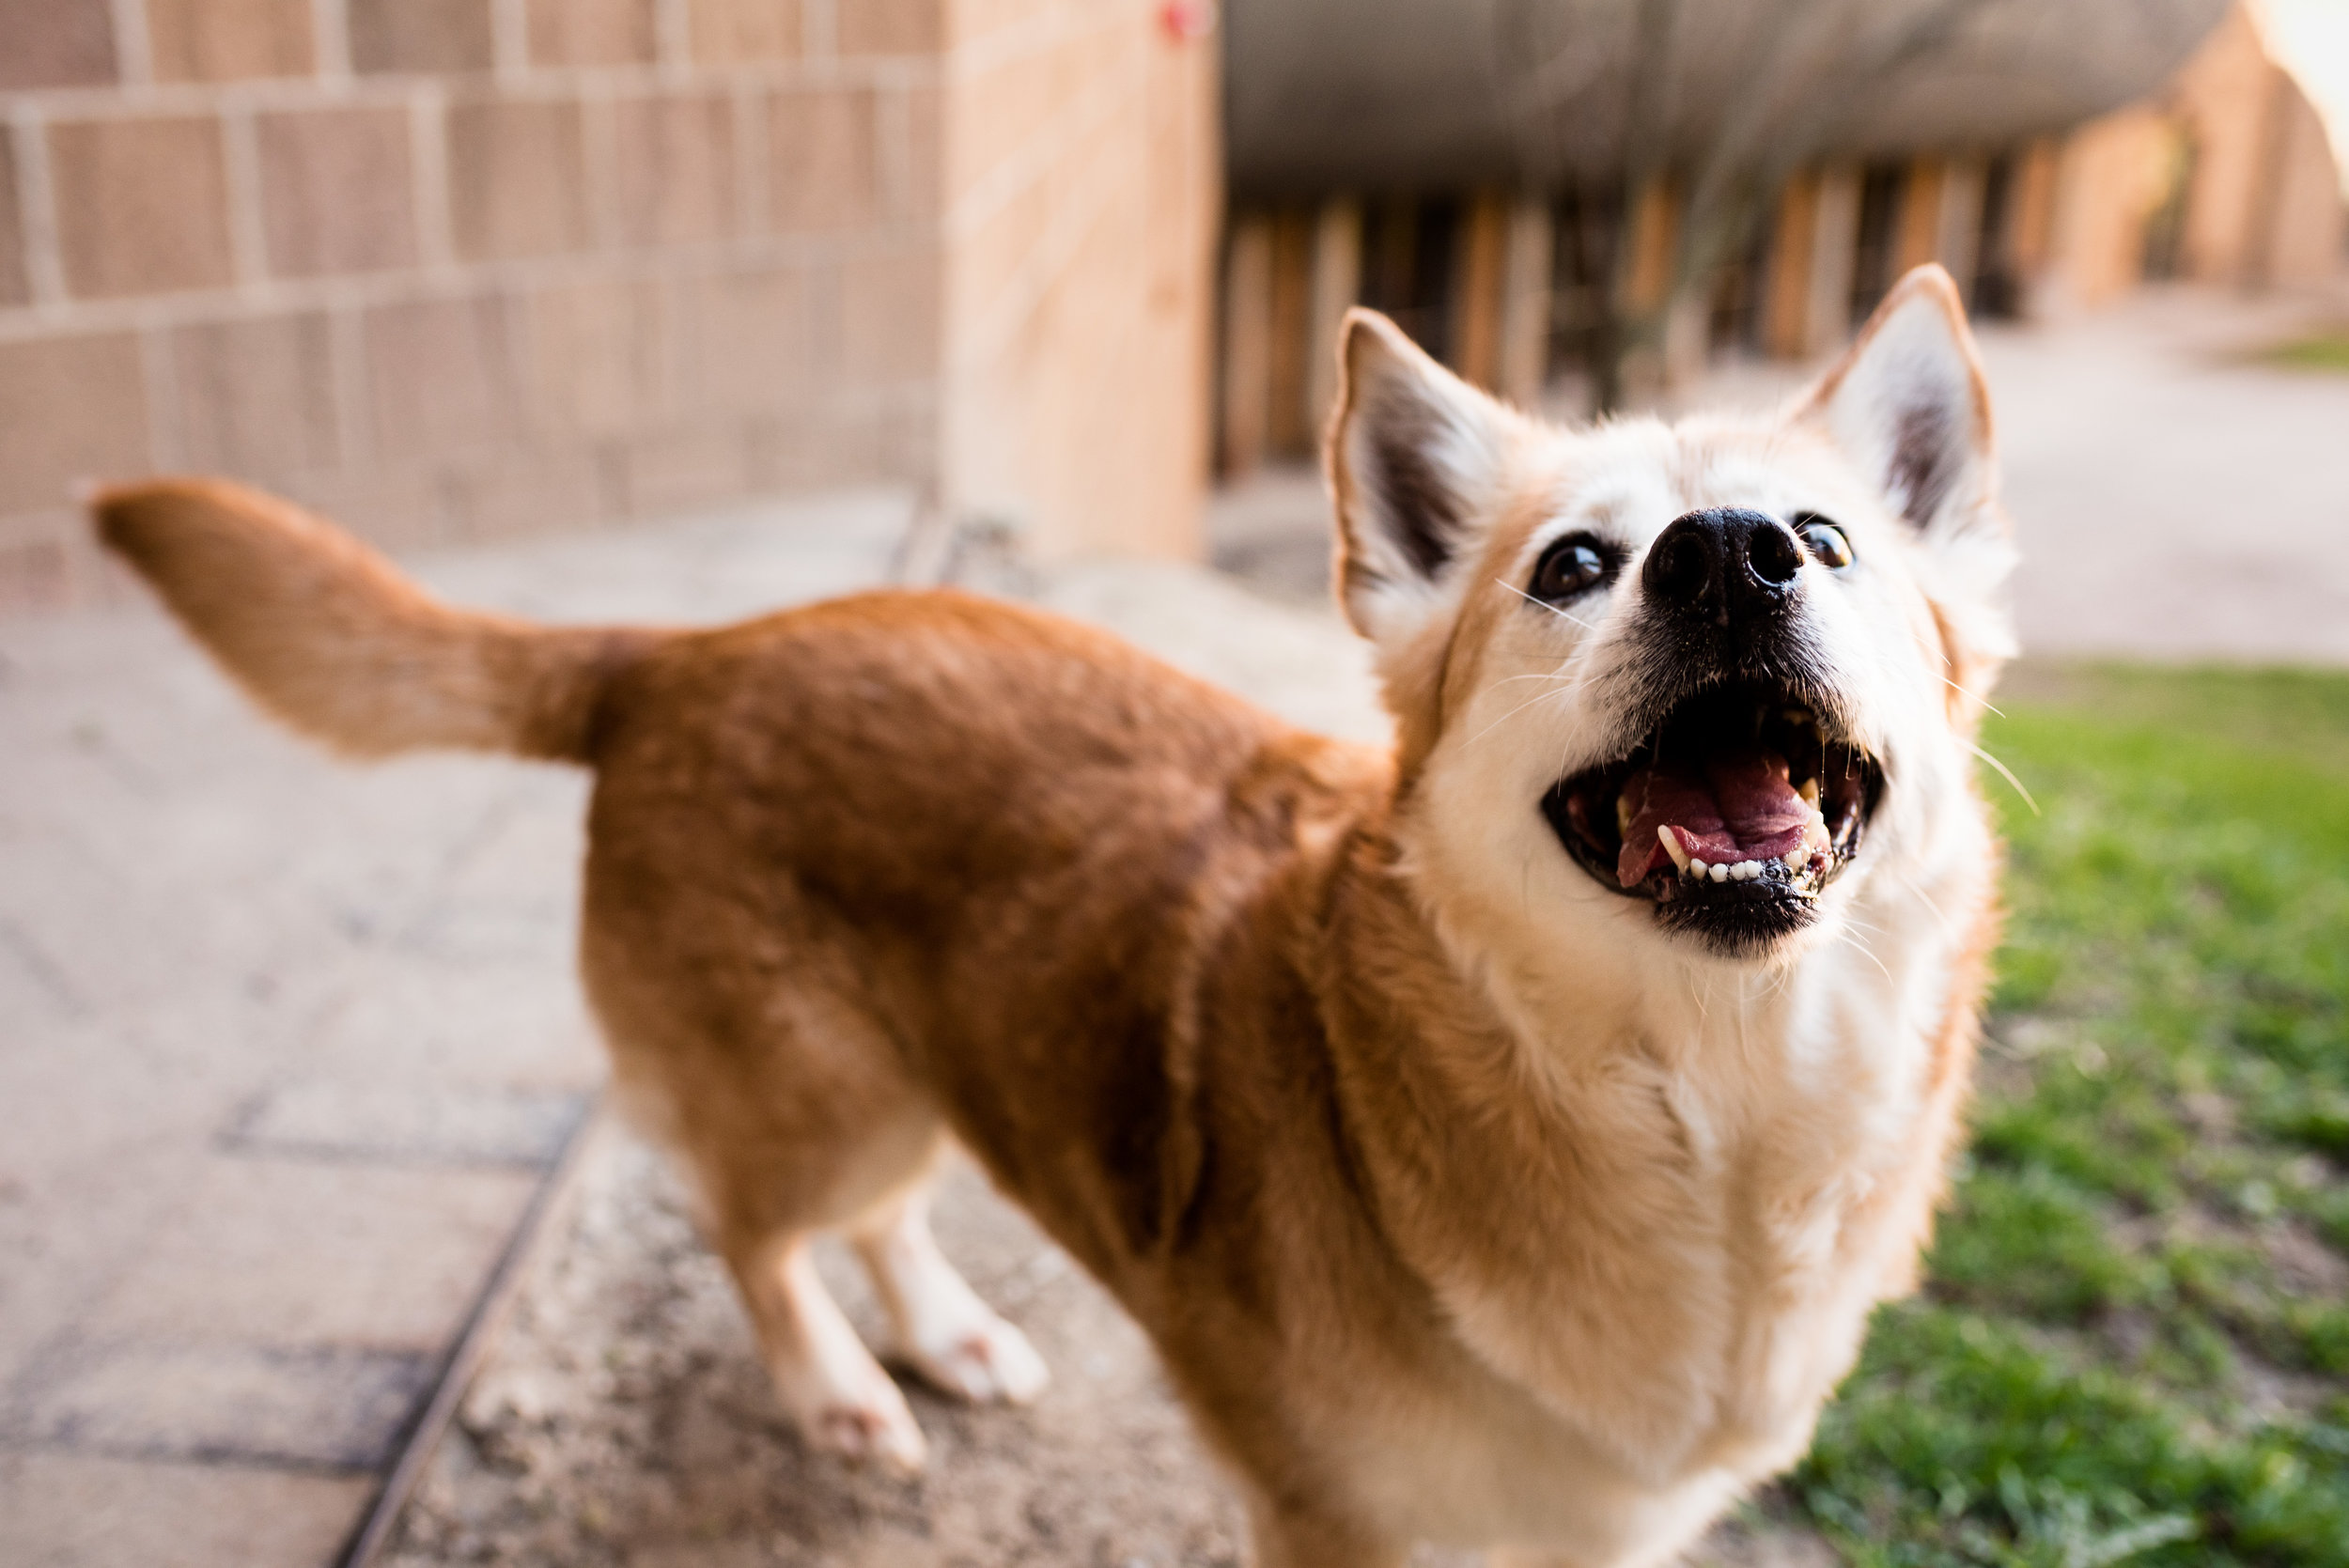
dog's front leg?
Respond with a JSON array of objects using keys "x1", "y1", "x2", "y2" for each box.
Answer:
[
  {"x1": 1245, "y1": 1496, "x2": 1408, "y2": 1568},
  {"x1": 1488, "y1": 1534, "x2": 1705, "y2": 1568}
]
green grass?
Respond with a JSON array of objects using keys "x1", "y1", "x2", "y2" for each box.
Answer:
[
  {"x1": 2260, "y1": 332, "x2": 2349, "y2": 376},
  {"x1": 1784, "y1": 663, "x2": 2349, "y2": 1565}
]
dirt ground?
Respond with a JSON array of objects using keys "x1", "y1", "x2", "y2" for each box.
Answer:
[{"x1": 382, "y1": 1133, "x2": 1255, "y2": 1568}]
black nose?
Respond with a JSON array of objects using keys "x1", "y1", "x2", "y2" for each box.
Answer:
[{"x1": 1641, "y1": 508, "x2": 1804, "y2": 629}]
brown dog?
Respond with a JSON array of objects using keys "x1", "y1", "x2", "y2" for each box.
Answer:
[{"x1": 96, "y1": 263, "x2": 2008, "y2": 1568}]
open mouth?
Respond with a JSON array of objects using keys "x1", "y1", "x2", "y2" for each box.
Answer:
[{"x1": 1539, "y1": 681, "x2": 1884, "y2": 949}]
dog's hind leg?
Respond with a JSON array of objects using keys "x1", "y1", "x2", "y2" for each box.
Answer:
[
  {"x1": 727, "y1": 1227, "x2": 931, "y2": 1472},
  {"x1": 586, "y1": 918, "x2": 948, "y2": 1470},
  {"x1": 850, "y1": 1187, "x2": 1049, "y2": 1405}
]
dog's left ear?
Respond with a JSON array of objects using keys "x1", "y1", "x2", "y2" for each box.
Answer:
[
  {"x1": 1327, "y1": 309, "x2": 1523, "y2": 645},
  {"x1": 1797, "y1": 264, "x2": 1999, "y2": 544}
]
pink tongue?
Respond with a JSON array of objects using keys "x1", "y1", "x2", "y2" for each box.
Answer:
[{"x1": 1614, "y1": 746, "x2": 1813, "y2": 887}]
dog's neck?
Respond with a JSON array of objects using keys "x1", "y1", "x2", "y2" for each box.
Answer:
[{"x1": 1313, "y1": 807, "x2": 1993, "y2": 1486}]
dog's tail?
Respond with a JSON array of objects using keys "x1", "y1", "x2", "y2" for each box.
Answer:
[{"x1": 93, "y1": 478, "x2": 656, "y2": 765}]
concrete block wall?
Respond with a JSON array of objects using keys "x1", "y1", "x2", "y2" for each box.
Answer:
[
  {"x1": 0, "y1": 0, "x2": 946, "y2": 613},
  {"x1": 939, "y1": 0, "x2": 1219, "y2": 563}
]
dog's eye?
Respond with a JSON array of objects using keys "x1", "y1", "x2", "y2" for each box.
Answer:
[
  {"x1": 1795, "y1": 514, "x2": 1855, "y2": 571},
  {"x1": 1529, "y1": 533, "x2": 1617, "y2": 602}
]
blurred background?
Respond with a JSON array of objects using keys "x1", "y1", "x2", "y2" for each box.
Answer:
[{"x1": 1, "y1": 3, "x2": 2345, "y2": 1566}]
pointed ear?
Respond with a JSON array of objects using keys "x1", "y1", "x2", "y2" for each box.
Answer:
[
  {"x1": 1326, "y1": 309, "x2": 1522, "y2": 643},
  {"x1": 1798, "y1": 265, "x2": 1999, "y2": 539}
]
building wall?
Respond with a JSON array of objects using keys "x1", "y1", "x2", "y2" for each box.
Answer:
[
  {"x1": 0, "y1": 0, "x2": 955, "y2": 613},
  {"x1": 938, "y1": 0, "x2": 1218, "y2": 563},
  {"x1": 2170, "y1": 2, "x2": 2279, "y2": 286},
  {"x1": 2041, "y1": 2, "x2": 2346, "y2": 306},
  {"x1": 0, "y1": 0, "x2": 1221, "y2": 613},
  {"x1": 2043, "y1": 105, "x2": 2181, "y2": 309}
]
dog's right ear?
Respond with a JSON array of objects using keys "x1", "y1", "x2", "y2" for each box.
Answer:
[{"x1": 1326, "y1": 310, "x2": 1522, "y2": 646}]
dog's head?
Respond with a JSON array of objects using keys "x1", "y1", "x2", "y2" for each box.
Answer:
[{"x1": 1329, "y1": 265, "x2": 2014, "y2": 968}]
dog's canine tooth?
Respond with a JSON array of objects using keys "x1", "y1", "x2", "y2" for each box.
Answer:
[
  {"x1": 1799, "y1": 777, "x2": 1821, "y2": 809},
  {"x1": 1617, "y1": 794, "x2": 1634, "y2": 834},
  {"x1": 1659, "y1": 826, "x2": 1691, "y2": 873}
]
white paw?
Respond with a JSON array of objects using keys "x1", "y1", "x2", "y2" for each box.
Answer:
[
  {"x1": 804, "y1": 1387, "x2": 929, "y2": 1473},
  {"x1": 905, "y1": 1313, "x2": 1050, "y2": 1406},
  {"x1": 776, "y1": 1359, "x2": 929, "y2": 1473}
]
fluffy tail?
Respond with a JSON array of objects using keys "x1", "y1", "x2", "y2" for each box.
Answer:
[{"x1": 93, "y1": 478, "x2": 655, "y2": 764}]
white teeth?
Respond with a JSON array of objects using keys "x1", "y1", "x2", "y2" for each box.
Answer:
[
  {"x1": 1783, "y1": 846, "x2": 1808, "y2": 868},
  {"x1": 1690, "y1": 857, "x2": 1708, "y2": 876},
  {"x1": 1659, "y1": 827, "x2": 1691, "y2": 873},
  {"x1": 1709, "y1": 862, "x2": 1729, "y2": 882}
]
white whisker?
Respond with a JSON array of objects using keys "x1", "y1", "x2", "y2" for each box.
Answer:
[
  {"x1": 1467, "y1": 683, "x2": 1578, "y2": 748},
  {"x1": 1940, "y1": 673, "x2": 2005, "y2": 717},
  {"x1": 1891, "y1": 869, "x2": 1954, "y2": 939},
  {"x1": 1494, "y1": 578, "x2": 1600, "y2": 633},
  {"x1": 1837, "y1": 928, "x2": 1895, "y2": 984},
  {"x1": 1968, "y1": 743, "x2": 2040, "y2": 815}
]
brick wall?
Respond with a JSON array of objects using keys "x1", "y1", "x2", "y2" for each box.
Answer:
[{"x1": 0, "y1": 0, "x2": 1220, "y2": 613}]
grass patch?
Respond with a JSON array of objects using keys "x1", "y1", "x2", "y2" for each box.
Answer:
[
  {"x1": 2259, "y1": 332, "x2": 2349, "y2": 376},
  {"x1": 1785, "y1": 663, "x2": 2349, "y2": 1565}
]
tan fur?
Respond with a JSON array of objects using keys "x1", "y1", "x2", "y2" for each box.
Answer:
[
  {"x1": 93, "y1": 265, "x2": 2011, "y2": 1567},
  {"x1": 94, "y1": 478, "x2": 653, "y2": 761}
]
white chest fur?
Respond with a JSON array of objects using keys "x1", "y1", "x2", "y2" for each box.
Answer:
[{"x1": 1369, "y1": 869, "x2": 1976, "y2": 1560}]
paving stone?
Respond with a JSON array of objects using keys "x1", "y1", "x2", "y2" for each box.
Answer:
[
  {"x1": 225, "y1": 1083, "x2": 591, "y2": 1169},
  {"x1": 0, "y1": 1452, "x2": 371, "y2": 1568},
  {"x1": 12, "y1": 1342, "x2": 434, "y2": 1469},
  {"x1": 81, "y1": 1157, "x2": 538, "y2": 1349}
]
